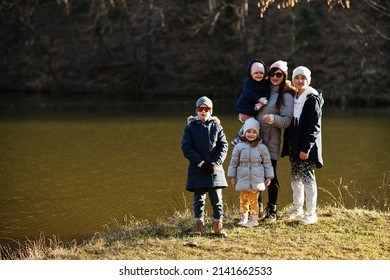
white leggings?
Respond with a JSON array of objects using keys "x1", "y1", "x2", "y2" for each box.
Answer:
[{"x1": 290, "y1": 160, "x2": 317, "y2": 215}]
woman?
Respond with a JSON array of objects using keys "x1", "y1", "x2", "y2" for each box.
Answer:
[{"x1": 256, "y1": 60, "x2": 296, "y2": 222}]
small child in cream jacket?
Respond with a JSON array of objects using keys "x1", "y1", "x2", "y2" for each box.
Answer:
[{"x1": 228, "y1": 118, "x2": 274, "y2": 227}]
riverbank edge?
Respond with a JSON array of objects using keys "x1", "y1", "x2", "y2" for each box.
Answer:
[{"x1": 1, "y1": 205, "x2": 389, "y2": 260}]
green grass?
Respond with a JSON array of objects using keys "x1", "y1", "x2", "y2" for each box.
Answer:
[{"x1": 1, "y1": 206, "x2": 389, "y2": 260}]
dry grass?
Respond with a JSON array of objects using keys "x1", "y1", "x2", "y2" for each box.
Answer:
[
  {"x1": 1, "y1": 206, "x2": 389, "y2": 260},
  {"x1": 2, "y1": 174, "x2": 389, "y2": 260}
]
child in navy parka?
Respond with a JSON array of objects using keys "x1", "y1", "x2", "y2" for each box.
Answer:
[{"x1": 181, "y1": 96, "x2": 229, "y2": 237}]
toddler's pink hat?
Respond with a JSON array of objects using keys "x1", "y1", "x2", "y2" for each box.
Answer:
[{"x1": 250, "y1": 62, "x2": 265, "y2": 76}]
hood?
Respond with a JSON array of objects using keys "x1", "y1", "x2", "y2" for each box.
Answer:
[
  {"x1": 308, "y1": 86, "x2": 324, "y2": 108},
  {"x1": 316, "y1": 88, "x2": 324, "y2": 108},
  {"x1": 187, "y1": 115, "x2": 221, "y2": 125},
  {"x1": 302, "y1": 86, "x2": 324, "y2": 108},
  {"x1": 246, "y1": 59, "x2": 267, "y2": 80}
]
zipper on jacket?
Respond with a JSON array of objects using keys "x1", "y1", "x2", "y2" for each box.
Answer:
[{"x1": 207, "y1": 121, "x2": 215, "y2": 188}]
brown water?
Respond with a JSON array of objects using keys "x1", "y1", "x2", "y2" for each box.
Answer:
[{"x1": 0, "y1": 108, "x2": 389, "y2": 246}]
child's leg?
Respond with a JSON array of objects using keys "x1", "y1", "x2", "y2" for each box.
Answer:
[
  {"x1": 300, "y1": 162, "x2": 317, "y2": 215},
  {"x1": 209, "y1": 188, "x2": 227, "y2": 236},
  {"x1": 193, "y1": 189, "x2": 207, "y2": 222},
  {"x1": 238, "y1": 113, "x2": 251, "y2": 123},
  {"x1": 231, "y1": 124, "x2": 245, "y2": 146},
  {"x1": 239, "y1": 191, "x2": 250, "y2": 214},
  {"x1": 242, "y1": 190, "x2": 260, "y2": 227},
  {"x1": 290, "y1": 160, "x2": 305, "y2": 211},
  {"x1": 208, "y1": 188, "x2": 224, "y2": 222},
  {"x1": 248, "y1": 190, "x2": 260, "y2": 215},
  {"x1": 238, "y1": 191, "x2": 249, "y2": 225}
]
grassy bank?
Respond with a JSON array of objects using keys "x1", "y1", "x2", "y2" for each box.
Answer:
[{"x1": 1, "y1": 206, "x2": 389, "y2": 260}]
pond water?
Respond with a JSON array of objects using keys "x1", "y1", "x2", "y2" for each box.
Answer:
[{"x1": 0, "y1": 105, "x2": 389, "y2": 247}]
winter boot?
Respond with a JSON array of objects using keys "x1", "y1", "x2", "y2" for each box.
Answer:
[
  {"x1": 213, "y1": 221, "x2": 228, "y2": 237},
  {"x1": 258, "y1": 202, "x2": 265, "y2": 219},
  {"x1": 243, "y1": 215, "x2": 259, "y2": 228},
  {"x1": 237, "y1": 213, "x2": 248, "y2": 226},
  {"x1": 192, "y1": 221, "x2": 204, "y2": 236},
  {"x1": 262, "y1": 203, "x2": 277, "y2": 223}
]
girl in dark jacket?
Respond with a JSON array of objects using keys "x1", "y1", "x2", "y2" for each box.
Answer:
[
  {"x1": 181, "y1": 96, "x2": 229, "y2": 236},
  {"x1": 281, "y1": 66, "x2": 324, "y2": 225}
]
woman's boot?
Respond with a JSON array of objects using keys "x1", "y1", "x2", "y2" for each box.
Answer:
[{"x1": 262, "y1": 203, "x2": 277, "y2": 222}]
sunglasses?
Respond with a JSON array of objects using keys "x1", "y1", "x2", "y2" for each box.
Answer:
[
  {"x1": 269, "y1": 72, "x2": 284, "y2": 78},
  {"x1": 196, "y1": 106, "x2": 211, "y2": 112}
]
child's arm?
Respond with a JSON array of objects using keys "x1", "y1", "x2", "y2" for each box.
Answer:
[
  {"x1": 230, "y1": 178, "x2": 236, "y2": 187},
  {"x1": 301, "y1": 96, "x2": 322, "y2": 156},
  {"x1": 227, "y1": 145, "x2": 240, "y2": 181},
  {"x1": 182, "y1": 125, "x2": 206, "y2": 167},
  {"x1": 254, "y1": 97, "x2": 268, "y2": 111},
  {"x1": 259, "y1": 144, "x2": 274, "y2": 179},
  {"x1": 211, "y1": 125, "x2": 229, "y2": 166}
]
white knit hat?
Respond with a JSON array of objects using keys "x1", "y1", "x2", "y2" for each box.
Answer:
[
  {"x1": 269, "y1": 60, "x2": 288, "y2": 77},
  {"x1": 196, "y1": 96, "x2": 213, "y2": 108},
  {"x1": 250, "y1": 62, "x2": 265, "y2": 75},
  {"x1": 243, "y1": 117, "x2": 260, "y2": 135},
  {"x1": 292, "y1": 66, "x2": 311, "y2": 86}
]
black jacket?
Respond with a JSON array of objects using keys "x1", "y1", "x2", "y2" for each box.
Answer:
[{"x1": 281, "y1": 90, "x2": 324, "y2": 168}]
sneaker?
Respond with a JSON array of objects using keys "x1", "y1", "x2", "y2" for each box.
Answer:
[
  {"x1": 281, "y1": 208, "x2": 304, "y2": 220},
  {"x1": 213, "y1": 221, "x2": 228, "y2": 237},
  {"x1": 242, "y1": 215, "x2": 259, "y2": 227},
  {"x1": 299, "y1": 214, "x2": 318, "y2": 225},
  {"x1": 237, "y1": 213, "x2": 248, "y2": 226},
  {"x1": 192, "y1": 221, "x2": 204, "y2": 236}
]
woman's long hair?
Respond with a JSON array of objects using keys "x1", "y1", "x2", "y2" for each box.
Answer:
[{"x1": 268, "y1": 67, "x2": 297, "y2": 109}]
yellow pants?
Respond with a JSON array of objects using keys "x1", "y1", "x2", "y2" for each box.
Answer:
[{"x1": 240, "y1": 190, "x2": 260, "y2": 215}]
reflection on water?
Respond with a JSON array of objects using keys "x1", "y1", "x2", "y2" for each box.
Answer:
[{"x1": 0, "y1": 107, "x2": 389, "y2": 246}]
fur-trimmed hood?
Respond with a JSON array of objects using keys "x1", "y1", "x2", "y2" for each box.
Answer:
[{"x1": 187, "y1": 115, "x2": 221, "y2": 125}]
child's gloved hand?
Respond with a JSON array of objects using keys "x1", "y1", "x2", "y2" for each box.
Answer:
[
  {"x1": 254, "y1": 97, "x2": 268, "y2": 111},
  {"x1": 200, "y1": 162, "x2": 215, "y2": 174}
]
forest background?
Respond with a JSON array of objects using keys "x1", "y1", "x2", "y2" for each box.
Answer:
[{"x1": 0, "y1": 0, "x2": 389, "y2": 108}]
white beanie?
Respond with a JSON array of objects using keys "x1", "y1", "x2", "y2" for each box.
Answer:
[
  {"x1": 292, "y1": 66, "x2": 311, "y2": 86},
  {"x1": 269, "y1": 60, "x2": 288, "y2": 77},
  {"x1": 243, "y1": 118, "x2": 260, "y2": 135},
  {"x1": 196, "y1": 96, "x2": 213, "y2": 108},
  {"x1": 250, "y1": 62, "x2": 265, "y2": 75}
]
